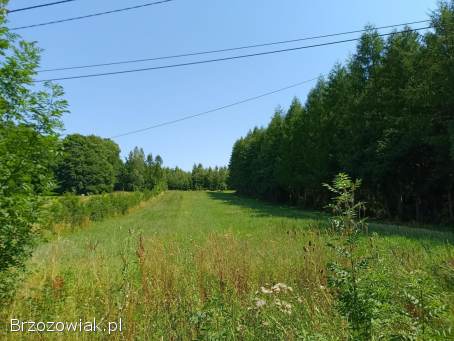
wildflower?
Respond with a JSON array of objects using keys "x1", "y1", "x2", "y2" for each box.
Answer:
[
  {"x1": 274, "y1": 299, "x2": 293, "y2": 315},
  {"x1": 255, "y1": 298, "x2": 267, "y2": 308},
  {"x1": 261, "y1": 286, "x2": 273, "y2": 294},
  {"x1": 272, "y1": 283, "x2": 293, "y2": 293}
]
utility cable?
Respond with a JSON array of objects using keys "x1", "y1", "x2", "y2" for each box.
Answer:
[
  {"x1": 38, "y1": 19, "x2": 431, "y2": 73},
  {"x1": 109, "y1": 77, "x2": 318, "y2": 138},
  {"x1": 11, "y1": 0, "x2": 174, "y2": 30},
  {"x1": 8, "y1": 1, "x2": 77, "y2": 14},
  {"x1": 37, "y1": 26, "x2": 432, "y2": 83}
]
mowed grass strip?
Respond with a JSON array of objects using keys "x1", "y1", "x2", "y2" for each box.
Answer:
[{"x1": 2, "y1": 191, "x2": 453, "y2": 340}]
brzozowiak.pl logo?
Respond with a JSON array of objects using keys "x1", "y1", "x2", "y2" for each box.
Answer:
[{"x1": 9, "y1": 318, "x2": 122, "y2": 335}]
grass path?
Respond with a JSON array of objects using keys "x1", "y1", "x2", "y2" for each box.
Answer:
[{"x1": 2, "y1": 191, "x2": 454, "y2": 340}]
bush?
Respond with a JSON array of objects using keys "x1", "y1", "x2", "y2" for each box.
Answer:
[
  {"x1": 45, "y1": 189, "x2": 163, "y2": 232},
  {"x1": 0, "y1": 195, "x2": 41, "y2": 302}
]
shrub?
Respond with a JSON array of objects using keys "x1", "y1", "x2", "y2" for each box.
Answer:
[
  {"x1": 324, "y1": 173, "x2": 372, "y2": 339},
  {"x1": 0, "y1": 195, "x2": 41, "y2": 302},
  {"x1": 45, "y1": 189, "x2": 163, "y2": 232},
  {"x1": 324, "y1": 173, "x2": 451, "y2": 340}
]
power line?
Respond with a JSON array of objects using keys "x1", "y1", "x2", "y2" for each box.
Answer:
[
  {"x1": 37, "y1": 26, "x2": 432, "y2": 83},
  {"x1": 8, "y1": 0, "x2": 77, "y2": 13},
  {"x1": 11, "y1": 0, "x2": 174, "y2": 30},
  {"x1": 39, "y1": 19, "x2": 431, "y2": 73},
  {"x1": 109, "y1": 78, "x2": 319, "y2": 139}
]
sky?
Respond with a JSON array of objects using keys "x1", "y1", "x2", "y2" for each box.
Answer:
[{"x1": 8, "y1": 0, "x2": 438, "y2": 170}]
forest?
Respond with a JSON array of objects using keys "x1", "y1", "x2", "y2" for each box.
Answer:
[
  {"x1": 228, "y1": 3, "x2": 454, "y2": 224},
  {"x1": 55, "y1": 134, "x2": 228, "y2": 194}
]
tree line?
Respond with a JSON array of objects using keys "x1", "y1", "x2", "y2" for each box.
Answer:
[
  {"x1": 166, "y1": 164, "x2": 229, "y2": 191},
  {"x1": 229, "y1": 2, "x2": 454, "y2": 223},
  {"x1": 54, "y1": 134, "x2": 228, "y2": 194}
]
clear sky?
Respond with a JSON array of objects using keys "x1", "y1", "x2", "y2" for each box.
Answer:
[{"x1": 8, "y1": 0, "x2": 438, "y2": 170}]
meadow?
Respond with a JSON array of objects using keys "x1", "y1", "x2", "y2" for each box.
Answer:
[{"x1": 1, "y1": 191, "x2": 453, "y2": 340}]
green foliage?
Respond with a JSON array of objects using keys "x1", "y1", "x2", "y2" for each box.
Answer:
[
  {"x1": 0, "y1": 195, "x2": 40, "y2": 302},
  {"x1": 325, "y1": 174, "x2": 451, "y2": 340},
  {"x1": 45, "y1": 189, "x2": 162, "y2": 232},
  {"x1": 324, "y1": 173, "x2": 372, "y2": 339},
  {"x1": 55, "y1": 138, "x2": 227, "y2": 195},
  {"x1": 56, "y1": 134, "x2": 122, "y2": 195},
  {"x1": 323, "y1": 173, "x2": 367, "y2": 235},
  {"x1": 0, "y1": 1, "x2": 67, "y2": 303},
  {"x1": 228, "y1": 127, "x2": 267, "y2": 196},
  {"x1": 117, "y1": 147, "x2": 167, "y2": 192},
  {"x1": 400, "y1": 270, "x2": 449, "y2": 338},
  {"x1": 165, "y1": 164, "x2": 229, "y2": 191},
  {"x1": 165, "y1": 166, "x2": 193, "y2": 190},
  {"x1": 228, "y1": 1, "x2": 454, "y2": 223},
  {"x1": 192, "y1": 164, "x2": 229, "y2": 191}
]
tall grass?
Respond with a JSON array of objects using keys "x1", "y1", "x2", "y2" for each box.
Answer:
[{"x1": 1, "y1": 191, "x2": 453, "y2": 339}]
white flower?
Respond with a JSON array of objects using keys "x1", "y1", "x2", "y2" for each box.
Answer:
[
  {"x1": 261, "y1": 286, "x2": 273, "y2": 294},
  {"x1": 255, "y1": 298, "x2": 267, "y2": 308},
  {"x1": 272, "y1": 283, "x2": 293, "y2": 293},
  {"x1": 274, "y1": 299, "x2": 293, "y2": 315}
]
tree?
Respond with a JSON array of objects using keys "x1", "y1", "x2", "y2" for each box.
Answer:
[
  {"x1": 228, "y1": 1, "x2": 454, "y2": 223},
  {"x1": 165, "y1": 167, "x2": 192, "y2": 190},
  {"x1": 228, "y1": 128, "x2": 265, "y2": 196},
  {"x1": 192, "y1": 164, "x2": 206, "y2": 190},
  {"x1": 144, "y1": 154, "x2": 165, "y2": 190},
  {"x1": 0, "y1": 0, "x2": 68, "y2": 301},
  {"x1": 116, "y1": 148, "x2": 167, "y2": 192},
  {"x1": 166, "y1": 165, "x2": 228, "y2": 191},
  {"x1": 120, "y1": 147, "x2": 146, "y2": 191},
  {"x1": 258, "y1": 110, "x2": 285, "y2": 201},
  {"x1": 56, "y1": 134, "x2": 121, "y2": 194}
]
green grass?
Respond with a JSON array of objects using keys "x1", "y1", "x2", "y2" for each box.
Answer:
[{"x1": 1, "y1": 191, "x2": 453, "y2": 339}]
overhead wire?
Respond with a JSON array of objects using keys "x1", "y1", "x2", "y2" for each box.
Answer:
[
  {"x1": 109, "y1": 78, "x2": 319, "y2": 139},
  {"x1": 36, "y1": 26, "x2": 432, "y2": 83},
  {"x1": 38, "y1": 19, "x2": 431, "y2": 73},
  {"x1": 11, "y1": 0, "x2": 174, "y2": 30},
  {"x1": 8, "y1": 1, "x2": 77, "y2": 13}
]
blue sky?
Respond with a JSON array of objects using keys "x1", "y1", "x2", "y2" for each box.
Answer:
[{"x1": 9, "y1": 0, "x2": 438, "y2": 170}]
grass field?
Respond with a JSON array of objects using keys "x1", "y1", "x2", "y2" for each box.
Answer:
[{"x1": 2, "y1": 191, "x2": 454, "y2": 340}]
